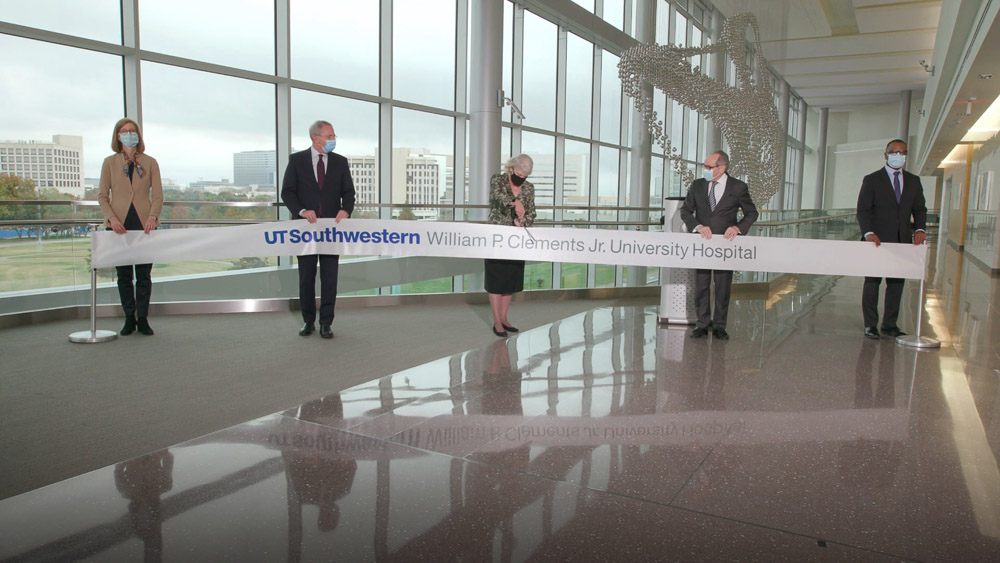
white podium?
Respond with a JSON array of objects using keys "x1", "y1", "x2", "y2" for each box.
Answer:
[{"x1": 658, "y1": 197, "x2": 696, "y2": 325}]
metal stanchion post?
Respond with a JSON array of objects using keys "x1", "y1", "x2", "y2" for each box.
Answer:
[
  {"x1": 896, "y1": 278, "x2": 940, "y2": 349},
  {"x1": 69, "y1": 268, "x2": 118, "y2": 343}
]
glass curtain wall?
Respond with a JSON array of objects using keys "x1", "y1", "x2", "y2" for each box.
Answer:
[{"x1": 0, "y1": 0, "x2": 713, "y2": 305}]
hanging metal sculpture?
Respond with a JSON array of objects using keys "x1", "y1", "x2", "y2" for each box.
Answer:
[{"x1": 619, "y1": 13, "x2": 784, "y2": 204}]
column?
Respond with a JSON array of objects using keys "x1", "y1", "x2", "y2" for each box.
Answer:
[
  {"x1": 468, "y1": 0, "x2": 504, "y2": 291},
  {"x1": 775, "y1": 80, "x2": 790, "y2": 211},
  {"x1": 814, "y1": 107, "x2": 829, "y2": 209},
  {"x1": 705, "y1": 7, "x2": 725, "y2": 152},
  {"x1": 625, "y1": 0, "x2": 655, "y2": 286},
  {"x1": 793, "y1": 97, "x2": 807, "y2": 210}
]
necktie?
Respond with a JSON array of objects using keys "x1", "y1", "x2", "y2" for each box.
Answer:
[
  {"x1": 709, "y1": 181, "x2": 718, "y2": 211},
  {"x1": 317, "y1": 154, "x2": 326, "y2": 190},
  {"x1": 892, "y1": 171, "x2": 901, "y2": 204}
]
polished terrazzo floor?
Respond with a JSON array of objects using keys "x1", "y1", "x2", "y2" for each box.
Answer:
[{"x1": 1, "y1": 245, "x2": 998, "y2": 562}]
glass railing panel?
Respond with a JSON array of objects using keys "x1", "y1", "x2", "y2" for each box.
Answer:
[
  {"x1": 736, "y1": 208, "x2": 859, "y2": 283},
  {"x1": 965, "y1": 210, "x2": 998, "y2": 269},
  {"x1": 392, "y1": 276, "x2": 453, "y2": 294},
  {"x1": 560, "y1": 263, "x2": 588, "y2": 289},
  {"x1": 0, "y1": 200, "x2": 692, "y2": 314},
  {"x1": 524, "y1": 262, "x2": 553, "y2": 290}
]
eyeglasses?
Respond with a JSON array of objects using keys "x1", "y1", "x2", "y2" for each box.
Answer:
[
  {"x1": 887, "y1": 150, "x2": 907, "y2": 155},
  {"x1": 704, "y1": 163, "x2": 721, "y2": 169}
]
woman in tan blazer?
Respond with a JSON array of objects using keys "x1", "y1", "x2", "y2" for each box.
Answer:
[{"x1": 98, "y1": 118, "x2": 163, "y2": 336}]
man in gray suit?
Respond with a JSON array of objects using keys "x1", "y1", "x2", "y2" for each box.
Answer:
[{"x1": 680, "y1": 150, "x2": 759, "y2": 340}]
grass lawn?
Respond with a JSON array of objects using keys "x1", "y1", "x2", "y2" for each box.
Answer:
[
  {"x1": 0, "y1": 237, "x2": 277, "y2": 292},
  {"x1": 1, "y1": 238, "x2": 626, "y2": 294}
]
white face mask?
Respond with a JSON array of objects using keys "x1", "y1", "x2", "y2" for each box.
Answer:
[
  {"x1": 886, "y1": 153, "x2": 906, "y2": 169},
  {"x1": 119, "y1": 132, "x2": 139, "y2": 148}
]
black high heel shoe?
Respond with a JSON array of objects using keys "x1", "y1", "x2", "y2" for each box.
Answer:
[
  {"x1": 492, "y1": 326, "x2": 508, "y2": 338},
  {"x1": 502, "y1": 324, "x2": 519, "y2": 333}
]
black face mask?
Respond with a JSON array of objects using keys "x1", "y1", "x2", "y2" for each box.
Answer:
[{"x1": 510, "y1": 173, "x2": 527, "y2": 186}]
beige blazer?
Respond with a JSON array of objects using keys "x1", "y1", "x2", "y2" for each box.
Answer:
[{"x1": 98, "y1": 152, "x2": 164, "y2": 228}]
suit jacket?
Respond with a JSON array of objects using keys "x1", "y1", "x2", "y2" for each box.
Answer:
[
  {"x1": 680, "y1": 174, "x2": 758, "y2": 235},
  {"x1": 98, "y1": 152, "x2": 163, "y2": 228},
  {"x1": 856, "y1": 167, "x2": 927, "y2": 243},
  {"x1": 281, "y1": 149, "x2": 356, "y2": 220}
]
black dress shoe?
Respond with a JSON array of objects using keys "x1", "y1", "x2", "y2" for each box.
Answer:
[
  {"x1": 502, "y1": 324, "x2": 519, "y2": 333},
  {"x1": 881, "y1": 327, "x2": 906, "y2": 337},
  {"x1": 120, "y1": 315, "x2": 136, "y2": 336},
  {"x1": 492, "y1": 326, "x2": 508, "y2": 338},
  {"x1": 690, "y1": 327, "x2": 709, "y2": 338},
  {"x1": 712, "y1": 328, "x2": 729, "y2": 340},
  {"x1": 299, "y1": 323, "x2": 315, "y2": 336},
  {"x1": 319, "y1": 324, "x2": 334, "y2": 339},
  {"x1": 864, "y1": 326, "x2": 880, "y2": 339},
  {"x1": 137, "y1": 317, "x2": 154, "y2": 336}
]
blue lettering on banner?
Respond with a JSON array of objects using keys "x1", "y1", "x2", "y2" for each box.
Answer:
[
  {"x1": 264, "y1": 230, "x2": 287, "y2": 244},
  {"x1": 264, "y1": 227, "x2": 421, "y2": 245}
]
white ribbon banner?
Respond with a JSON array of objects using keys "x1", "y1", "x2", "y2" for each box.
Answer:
[{"x1": 91, "y1": 218, "x2": 927, "y2": 280}]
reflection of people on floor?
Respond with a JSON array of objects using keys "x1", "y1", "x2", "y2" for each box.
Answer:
[
  {"x1": 295, "y1": 394, "x2": 350, "y2": 427},
  {"x1": 114, "y1": 449, "x2": 174, "y2": 562},
  {"x1": 392, "y1": 340, "x2": 536, "y2": 560},
  {"x1": 467, "y1": 338, "x2": 529, "y2": 485},
  {"x1": 282, "y1": 394, "x2": 357, "y2": 562},
  {"x1": 659, "y1": 337, "x2": 732, "y2": 492},
  {"x1": 661, "y1": 335, "x2": 727, "y2": 412},
  {"x1": 840, "y1": 340, "x2": 901, "y2": 490},
  {"x1": 853, "y1": 339, "x2": 895, "y2": 409}
]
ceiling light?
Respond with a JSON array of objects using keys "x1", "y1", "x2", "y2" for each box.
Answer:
[{"x1": 961, "y1": 95, "x2": 1000, "y2": 142}]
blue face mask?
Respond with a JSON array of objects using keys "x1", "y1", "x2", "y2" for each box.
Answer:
[
  {"x1": 703, "y1": 168, "x2": 715, "y2": 182},
  {"x1": 323, "y1": 139, "x2": 337, "y2": 153},
  {"x1": 886, "y1": 153, "x2": 905, "y2": 169},
  {"x1": 119, "y1": 132, "x2": 139, "y2": 148}
]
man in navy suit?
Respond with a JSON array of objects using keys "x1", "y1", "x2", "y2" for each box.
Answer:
[
  {"x1": 680, "y1": 150, "x2": 758, "y2": 340},
  {"x1": 281, "y1": 120, "x2": 355, "y2": 339},
  {"x1": 856, "y1": 139, "x2": 927, "y2": 340}
]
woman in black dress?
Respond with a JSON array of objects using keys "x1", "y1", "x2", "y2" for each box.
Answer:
[{"x1": 485, "y1": 154, "x2": 536, "y2": 337}]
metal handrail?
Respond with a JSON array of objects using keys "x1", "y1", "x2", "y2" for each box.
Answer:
[
  {"x1": 0, "y1": 199, "x2": 665, "y2": 212},
  {"x1": 0, "y1": 218, "x2": 663, "y2": 228},
  {"x1": 755, "y1": 212, "x2": 855, "y2": 227},
  {"x1": 0, "y1": 210, "x2": 854, "y2": 229}
]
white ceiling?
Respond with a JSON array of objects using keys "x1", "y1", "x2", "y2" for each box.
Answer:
[{"x1": 711, "y1": 0, "x2": 942, "y2": 111}]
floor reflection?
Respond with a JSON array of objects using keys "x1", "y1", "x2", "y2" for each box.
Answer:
[{"x1": 1, "y1": 252, "x2": 999, "y2": 561}]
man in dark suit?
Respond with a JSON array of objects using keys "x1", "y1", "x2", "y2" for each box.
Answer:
[
  {"x1": 680, "y1": 150, "x2": 758, "y2": 340},
  {"x1": 281, "y1": 120, "x2": 355, "y2": 339},
  {"x1": 856, "y1": 139, "x2": 927, "y2": 340}
]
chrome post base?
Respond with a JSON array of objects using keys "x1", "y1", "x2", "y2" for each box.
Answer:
[
  {"x1": 895, "y1": 278, "x2": 940, "y2": 349},
  {"x1": 69, "y1": 329, "x2": 118, "y2": 343},
  {"x1": 69, "y1": 268, "x2": 118, "y2": 344},
  {"x1": 658, "y1": 317, "x2": 695, "y2": 325},
  {"x1": 896, "y1": 335, "x2": 940, "y2": 349}
]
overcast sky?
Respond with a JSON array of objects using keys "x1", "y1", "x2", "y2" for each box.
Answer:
[
  {"x1": 0, "y1": 0, "x2": 461, "y2": 185},
  {"x1": 1, "y1": 0, "x2": 628, "y2": 188}
]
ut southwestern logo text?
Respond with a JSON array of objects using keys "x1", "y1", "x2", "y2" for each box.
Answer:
[{"x1": 264, "y1": 227, "x2": 420, "y2": 245}]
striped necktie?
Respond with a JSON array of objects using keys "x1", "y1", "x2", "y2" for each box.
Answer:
[{"x1": 709, "y1": 181, "x2": 718, "y2": 211}]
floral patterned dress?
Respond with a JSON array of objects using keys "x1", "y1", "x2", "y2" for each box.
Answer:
[{"x1": 485, "y1": 172, "x2": 536, "y2": 294}]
